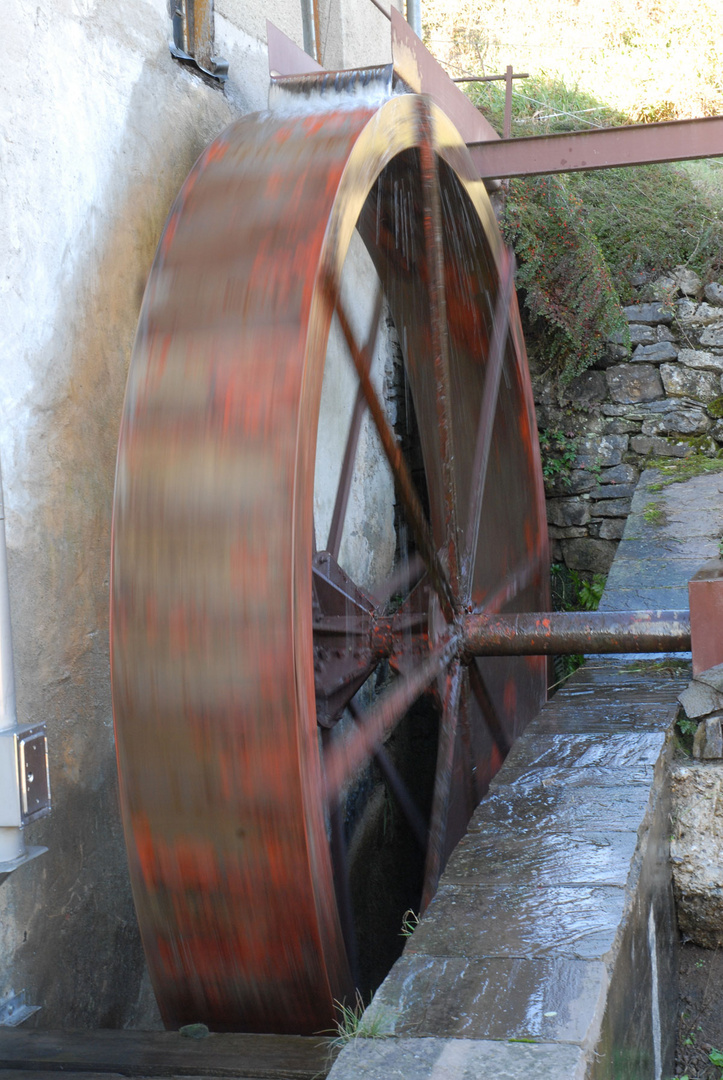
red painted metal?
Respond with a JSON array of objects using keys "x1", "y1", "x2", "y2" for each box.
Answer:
[
  {"x1": 111, "y1": 94, "x2": 549, "y2": 1035},
  {"x1": 464, "y1": 609, "x2": 691, "y2": 655},
  {"x1": 689, "y1": 561, "x2": 723, "y2": 676},
  {"x1": 266, "y1": 18, "x2": 322, "y2": 76},
  {"x1": 469, "y1": 115, "x2": 723, "y2": 178}
]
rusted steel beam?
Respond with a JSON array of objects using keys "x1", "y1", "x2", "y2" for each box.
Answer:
[
  {"x1": 468, "y1": 115, "x2": 723, "y2": 178},
  {"x1": 464, "y1": 610, "x2": 691, "y2": 655}
]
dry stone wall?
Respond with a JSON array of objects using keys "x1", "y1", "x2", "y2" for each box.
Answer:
[{"x1": 532, "y1": 268, "x2": 723, "y2": 576}]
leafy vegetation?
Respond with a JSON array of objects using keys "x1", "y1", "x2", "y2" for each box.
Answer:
[
  {"x1": 538, "y1": 428, "x2": 578, "y2": 489},
  {"x1": 400, "y1": 909, "x2": 420, "y2": 937},
  {"x1": 502, "y1": 171, "x2": 628, "y2": 384},
  {"x1": 420, "y1": 2, "x2": 723, "y2": 388}
]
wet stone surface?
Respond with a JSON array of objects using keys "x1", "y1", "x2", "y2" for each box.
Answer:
[
  {"x1": 328, "y1": 468, "x2": 714, "y2": 1080},
  {"x1": 365, "y1": 954, "x2": 608, "y2": 1042},
  {"x1": 406, "y1": 883, "x2": 626, "y2": 960},
  {"x1": 329, "y1": 1038, "x2": 587, "y2": 1080}
]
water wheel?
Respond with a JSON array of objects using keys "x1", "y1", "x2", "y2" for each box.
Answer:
[{"x1": 110, "y1": 93, "x2": 549, "y2": 1035}]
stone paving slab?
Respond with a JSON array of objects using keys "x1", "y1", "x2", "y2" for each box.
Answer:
[
  {"x1": 364, "y1": 955, "x2": 608, "y2": 1042},
  {"x1": 467, "y1": 775, "x2": 653, "y2": 833},
  {"x1": 501, "y1": 731, "x2": 666, "y2": 771},
  {"x1": 328, "y1": 1038, "x2": 587, "y2": 1080},
  {"x1": 443, "y1": 828, "x2": 639, "y2": 888},
  {"x1": 405, "y1": 883, "x2": 626, "y2": 960}
]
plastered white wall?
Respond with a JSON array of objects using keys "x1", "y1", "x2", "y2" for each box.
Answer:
[{"x1": 0, "y1": 0, "x2": 401, "y2": 1030}]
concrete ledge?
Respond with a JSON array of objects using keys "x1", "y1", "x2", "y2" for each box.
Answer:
[
  {"x1": 328, "y1": 660, "x2": 683, "y2": 1080},
  {"x1": 329, "y1": 1037, "x2": 588, "y2": 1079}
]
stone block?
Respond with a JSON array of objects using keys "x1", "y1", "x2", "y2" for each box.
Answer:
[
  {"x1": 678, "y1": 348, "x2": 723, "y2": 373},
  {"x1": 591, "y1": 498, "x2": 632, "y2": 517},
  {"x1": 696, "y1": 662, "x2": 723, "y2": 693},
  {"x1": 562, "y1": 537, "x2": 617, "y2": 572},
  {"x1": 692, "y1": 716, "x2": 723, "y2": 759},
  {"x1": 652, "y1": 274, "x2": 678, "y2": 300},
  {"x1": 327, "y1": 1038, "x2": 588, "y2": 1080},
  {"x1": 602, "y1": 403, "x2": 629, "y2": 416},
  {"x1": 566, "y1": 369, "x2": 608, "y2": 405},
  {"x1": 575, "y1": 434, "x2": 628, "y2": 469},
  {"x1": 670, "y1": 762, "x2": 723, "y2": 948},
  {"x1": 700, "y1": 324, "x2": 723, "y2": 348},
  {"x1": 631, "y1": 341, "x2": 678, "y2": 364},
  {"x1": 590, "y1": 482, "x2": 637, "y2": 499},
  {"x1": 628, "y1": 323, "x2": 657, "y2": 345},
  {"x1": 688, "y1": 302, "x2": 723, "y2": 325},
  {"x1": 641, "y1": 406, "x2": 711, "y2": 435},
  {"x1": 548, "y1": 525, "x2": 588, "y2": 540},
  {"x1": 657, "y1": 324, "x2": 675, "y2": 342},
  {"x1": 598, "y1": 463, "x2": 638, "y2": 484},
  {"x1": 599, "y1": 518, "x2": 626, "y2": 540},
  {"x1": 606, "y1": 364, "x2": 664, "y2": 404},
  {"x1": 678, "y1": 680, "x2": 723, "y2": 719},
  {"x1": 623, "y1": 302, "x2": 673, "y2": 325},
  {"x1": 407, "y1": 883, "x2": 626, "y2": 960},
  {"x1": 547, "y1": 469, "x2": 597, "y2": 496},
  {"x1": 660, "y1": 363, "x2": 720, "y2": 401},
  {"x1": 365, "y1": 953, "x2": 608, "y2": 1039},
  {"x1": 704, "y1": 281, "x2": 723, "y2": 306},
  {"x1": 675, "y1": 298, "x2": 698, "y2": 321},
  {"x1": 630, "y1": 435, "x2": 691, "y2": 457},
  {"x1": 547, "y1": 498, "x2": 591, "y2": 527},
  {"x1": 603, "y1": 418, "x2": 641, "y2": 434},
  {"x1": 673, "y1": 265, "x2": 703, "y2": 297}
]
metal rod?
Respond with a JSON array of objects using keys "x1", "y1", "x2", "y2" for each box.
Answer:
[
  {"x1": 326, "y1": 287, "x2": 384, "y2": 559},
  {"x1": 468, "y1": 114, "x2": 723, "y2": 179},
  {"x1": 421, "y1": 659, "x2": 461, "y2": 911},
  {"x1": 464, "y1": 610, "x2": 691, "y2": 656},
  {"x1": 453, "y1": 72, "x2": 529, "y2": 83},
  {"x1": 329, "y1": 282, "x2": 457, "y2": 623},
  {"x1": 418, "y1": 99, "x2": 460, "y2": 601},
  {"x1": 323, "y1": 636, "x2": 457, "y2": 801},
  {"x1": 462, "y1": 246, "x2": 514, "y2": 602},
  {"x1": 406, "y1": 0, "x2": 421, "y2": 37}
]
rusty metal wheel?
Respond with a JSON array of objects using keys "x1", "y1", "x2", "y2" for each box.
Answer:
[{"x1": 111, "y1": 94, "x2": 549, "y2": 1036}]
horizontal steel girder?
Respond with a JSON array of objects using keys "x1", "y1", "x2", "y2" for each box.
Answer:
[
  {"x1": 468, "y1": 115, "x2": 723, "y2": 178},
  {"x1": 463, "y1": 610, "x2": 691, "y2": 655}
]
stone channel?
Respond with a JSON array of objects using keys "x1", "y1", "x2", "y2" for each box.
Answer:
[{"x1": 328, "y1": 466, "x2": 723, "y2": 1080}]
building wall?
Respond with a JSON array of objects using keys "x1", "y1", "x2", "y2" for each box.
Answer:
[{"x1": 0, "y1": 0, "x2": 400, "y2": 1029}]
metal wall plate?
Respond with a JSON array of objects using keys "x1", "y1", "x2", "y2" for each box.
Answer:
[{"x1": 18, "y1": 726, "x2": 51, "y2": 822}]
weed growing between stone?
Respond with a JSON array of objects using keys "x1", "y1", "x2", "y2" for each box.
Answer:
[
  {"x1": 643, "y1": 500, "x2": 667, "y2": 526},
  {"x1": 399, "y1": 909, "x2": 420, "y2": 937},
  {"x1": 326, "y1": 992, "x2": 393, "y2": 1050}
]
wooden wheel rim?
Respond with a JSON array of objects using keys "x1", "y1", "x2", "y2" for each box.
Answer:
[{"x1": 111, "y1": 95, "x2": 549, "y2": 1035}]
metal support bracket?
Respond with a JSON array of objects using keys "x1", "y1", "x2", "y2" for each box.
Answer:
[
  {"x1": 0, "y1": 990, "x2": 40, "y2": 1027},
  {"x1": 170, "y1": 0, "x2": 228, "y2": 81}
]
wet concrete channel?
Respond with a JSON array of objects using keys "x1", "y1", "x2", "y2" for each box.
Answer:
[{"x1": 329, "y1": 467, "x2": 723, "y2": 1080}]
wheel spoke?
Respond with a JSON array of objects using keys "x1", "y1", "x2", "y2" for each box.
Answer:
[
  {"x1": 326, "y1": 285, "x2": 385, "y2": 559},
  {"x1": 348, "y1": 700, "x2": 428, "y2": 850},
  {"x1": 418, "y1": 99, "x2": 460, "y2": 596},
  {"x1": 321, "y1": 728, "x2": 359, "y2": 986},
  {"x1": 326, "y1": 280, "x2": 457, "y2": 624},
  {"x1": 462, "y1": 246, "x2": 516, "y2": 603},
  {"x1": 323, "y1": 636, "x2": 457, "y2": 802},
  {"x1": 468, "y1": 658, "x2": 510, "y2": 757},
  {"x1": 421, "y1": 659, "x2": 463, "y2": 910}
]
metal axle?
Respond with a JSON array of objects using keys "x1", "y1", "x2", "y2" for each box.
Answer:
[{"x1": 463, "y1": 609, "x2": 691, "y2": 656}]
